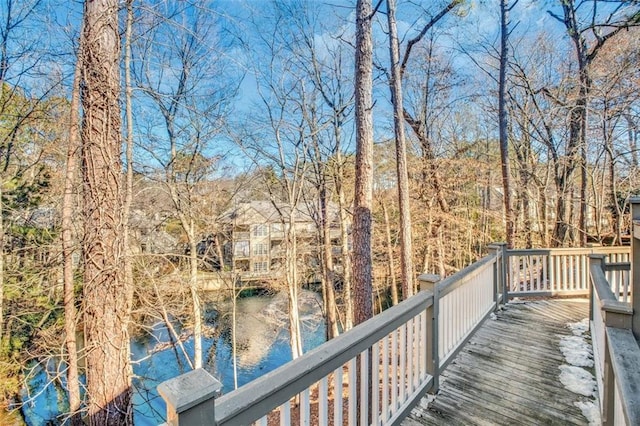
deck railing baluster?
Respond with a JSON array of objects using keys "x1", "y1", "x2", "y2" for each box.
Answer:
[
  {"x1": 334, "y1": 365, "x2": 343, "y2": 425},
  {"x1": 318, "y1": 376, "x2": 328, "y2": 426}
]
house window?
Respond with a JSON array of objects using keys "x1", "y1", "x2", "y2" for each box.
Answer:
[
  {"x1": 253, "y1": 261, "x2": 268, "y2": 273},
  {"x1": 253, "y1": 243, "x2": 268, "y2": 256},
  {"x1": 234, "y1": 241, "x2": 249, "y2": 257},
  {"x1": 253, "y1": 224, "x2": 268, "y2": 237}
]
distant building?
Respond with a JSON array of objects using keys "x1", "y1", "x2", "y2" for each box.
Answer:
[{"x1": 218, "y1": 200, "x2": 345, "y2": 283}]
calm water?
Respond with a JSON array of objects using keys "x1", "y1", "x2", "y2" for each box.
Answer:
[{"x1": 21, "y1": 291, "x2": 326, "y2": 425}]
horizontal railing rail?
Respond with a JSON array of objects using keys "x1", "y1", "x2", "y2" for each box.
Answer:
[
  {"x1": 589, "y1": 255, "x2": 640, "y2": 426},
  {"x1": 603, "y1": 261, "x2": 631, "y2": 303},
  {"x1": 159, "y1": 251, "x2": 501, "y2": 425},
  {"x1": 507, "y1": 246, "x2": 630, "y2": 299}
]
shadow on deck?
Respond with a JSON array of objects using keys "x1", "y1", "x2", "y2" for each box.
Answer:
[{"x1": 405, "y1": 298, "x2": 593, "y2": 425}]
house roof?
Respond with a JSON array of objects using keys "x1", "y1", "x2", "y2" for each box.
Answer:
[{"x1": 218, "y1": 200, "x2": 341, "y2": 226}]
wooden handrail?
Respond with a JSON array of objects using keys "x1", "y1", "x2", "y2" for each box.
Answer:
[
  {"x1": 602, "y1": 261, "x2": 630, "y2": 271},
  {"x1": 590, "y1": 254, "x2": 640, "y2": 426}
]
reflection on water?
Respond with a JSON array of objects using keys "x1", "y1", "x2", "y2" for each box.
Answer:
[{"x1": 21, "y1": 290, "x2": 326, "y2": 425}]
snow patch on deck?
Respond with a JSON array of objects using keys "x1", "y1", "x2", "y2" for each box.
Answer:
[
  {"x1": 558, "y1": 365, "x2": 596, "y2": 396},
  {"x1": 558, "y1": 318, "x2": 601, "y2": 425},
  {"x1": 575, "y1": 400, "x2": 600, "y2": 426},
  {"x1": 559, "y1": 335, "x2": 593, "y2": 367}
]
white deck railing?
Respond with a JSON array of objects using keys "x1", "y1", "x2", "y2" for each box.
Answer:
[
  {"x1": 589, "y1": 255, "x2": 640, "y2": 426},
  {"x1": 506, "y1": 246, "x2": 630, "y2": 299},
  {"x1": 158, "y1": 253, "x2": 502, "y2": 426},
  {"x1": 435, "y1": 255, "x2": 497, "y2": 370}
]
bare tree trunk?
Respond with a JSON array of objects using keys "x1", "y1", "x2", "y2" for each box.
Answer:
[
  {"x1": 231, "y1": 278, "x2": 238, "y2": 389},
  {"x1": 381, "y1": 201, "x2": 398, "y2": 305},
  {"x1": 80, "y1": 0, "x2": 132, "y2": 423},
  {"x1": 499, "y1": 0, "x2": 514, "y2": 248},
  {"x1": 437, "y1": 225, "x2": 446, "y2": 278},
  {"x1": 625, "y1": 113, "x2": 638, "y2": 167},
  {"x1": 188, "y1": 227, "x2": 203, "y2": 369},
  {"x1": 123, "y1": 0, "x2": 135, "y2": 330},
  {"x1": 152, "y1": 280, "x2": 193, "y2": 370},
  {"x1": 580, "y1": 136, "x2": 588, "y2": 245},
  {"x1": 286, "y1": 217, "x2": 303, "y2": 358},
  {"x1": 321, "y1": 191, "x2": 339, "y2": 338},
  {"x1": 540, "y1": 162, "x2": 552, "y2": 246},
  {"x1": 287, "y1": 284, "x2": 303, "y2": 359},
  {"x1": 386, "y1": 0, "x2": 414, "y2": 298},
  {"x1": 62, "y1": 25, "x2": 83, "y2": 425},
  {"x1": 594, "y1": 164, "x2": 606, "y2": 242},
  {"x1": 336, "y1": 172, "x2": 353, "y2": 330},
  {"x1": 353, "y1": 0, "x2": 374, "y2": 325},
  {"x1": 605, "y1": 127, "x2": 623, "y2": 245},
  {"x1": 519, "y1": 168, "x2": 533, "y2": 248},
  {"x1": 0, "y1": 185, "x2": 3, "y2": 342}
]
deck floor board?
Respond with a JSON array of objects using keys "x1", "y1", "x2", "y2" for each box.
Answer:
[{"x1": 405, "y1": 298, "x2": 594, "y2": 425}]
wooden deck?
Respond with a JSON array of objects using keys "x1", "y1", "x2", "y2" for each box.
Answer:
[{"x1": 404, "y1": 298, "x2": 594, "y2": 426}]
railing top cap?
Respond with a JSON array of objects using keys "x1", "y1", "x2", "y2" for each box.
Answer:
[
  {"x1": 487, "y1": 242, "x2": 507, "y2": 248},
  {"x1": 157, "y1": 368, "x2": 222, "y2": 414},
  {"x1": 417, "y1": 273, "x2": 441, "y2": 283}
]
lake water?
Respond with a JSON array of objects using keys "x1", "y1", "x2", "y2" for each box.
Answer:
[{"x1": 20, "y1": 290, "x2": 326, "y2": 425}]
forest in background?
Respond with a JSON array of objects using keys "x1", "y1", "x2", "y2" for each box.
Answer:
[{"x1": 0, "y1": 0, "x2": 639, "y2": 423}]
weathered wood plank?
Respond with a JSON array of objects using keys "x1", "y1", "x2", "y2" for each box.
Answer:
[
  {"x1": 405, "y1": 299, "x2": 593, "y2": 426},
  {"x1": 434, "y1": 380, "x2": 540, "y2": 426}
]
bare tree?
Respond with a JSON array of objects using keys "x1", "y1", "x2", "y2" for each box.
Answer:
[
  {"x1": 61, "y1": 23, "x2": 82, "y2": 426},
  {"x1": 237, "y1": 71, "x2": 310, "y2": 360},
  {"x1": 548, "y1": 0, "x2": 640, "y2": 245},
  {"x1": 123, "y1": 0, "x2": 135, "y2": 351},
  {"x1": 398, "y1": 1, "x2": 461, "y2": 217},
  {"x1": 300, "y1": 18, "x2": 355, "y2": 329},
  {"x1": 499, "y1": 0, "x2": 515, "y2": 248},
  {"x1": 353, "y1": 0, "x2": 374, "y2": 325},
  {"x1": 386, "y1": 0, "x2": 414, "y2": 298},
  {"x1": 133, "y1": 0, "x2": 235, "y2": 369},
  {"x1": 590, "y1": 28, "x2": 640, "y2": 244},
  {"x1": 80, "y1": 0, "x2": 132, "y2": 422},
  {"x1": 288, "y1": 1, "x2": 356, "y2": 336}
]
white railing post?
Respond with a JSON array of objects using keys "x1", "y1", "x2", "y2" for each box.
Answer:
[
  {"x1": 488, "y1": 243, "x2": 507, "y2": 306},
  {"x1": 489, "y1": 242, "x2": 508, "y2": 303},
  {"x1": 158, "y1": 368, "x2": 222, "y2": 426},
  {"x1": 419, "y1": 273, "x2": 440, "y2": 393},
  {"x1": 630, "y1": 196, "x2": 640, "y2": 341},
  {"x1": 589, "y1": 254, "x2": 605, "y2": 323}
]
